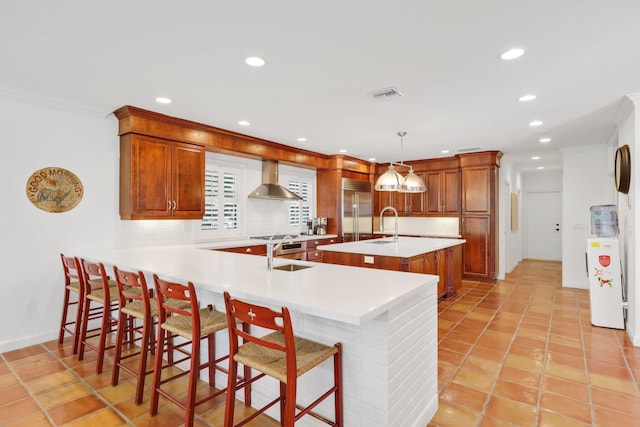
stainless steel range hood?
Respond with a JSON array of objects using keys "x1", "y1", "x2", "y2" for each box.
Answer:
[{"x1": 248, "y1": 160, "x2": 303, "y2": 200}]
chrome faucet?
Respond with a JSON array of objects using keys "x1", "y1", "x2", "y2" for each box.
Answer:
[
  {"x1": 380, "y1": 206, "x2": 399, "y2": 241},
  {"x1": 266, "y1": 235, "x2": 294, "y2": 270}
]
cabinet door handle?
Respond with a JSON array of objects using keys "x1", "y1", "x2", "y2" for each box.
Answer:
[
  {"x1": 172, "y1": 200, "x2": 177, "y2": 210},
  {"x1": 246, "y1": 248, "x2": 252, "y2": 253},
  {"x1": 168, "y1": 200, "x2": 171, "y2": 210}
]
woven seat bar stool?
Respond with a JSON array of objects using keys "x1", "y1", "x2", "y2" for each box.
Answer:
[
  {"x1": 77, "y1": 259, "x2": 120, "y2": 374},
  {"x1": 150, "y1": 276, "x2": 250, "y2": 427},
  {"x1": 110, "y1": 267, "x2": 157, "y2": 405},
  {"x1": 58, "y1": 254, "x2": 85, "y2": 355},
  {"x1": 223, "y1": 291, "x2": 343, "y2": 427}
]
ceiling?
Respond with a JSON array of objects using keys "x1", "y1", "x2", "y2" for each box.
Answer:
[{"x1": 2, "y1": 1, "x2": 640, "y2": 173}]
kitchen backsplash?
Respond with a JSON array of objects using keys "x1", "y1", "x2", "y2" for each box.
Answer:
[{"x1": 374, "y1": 216, "x2": 460, "y2": 237}]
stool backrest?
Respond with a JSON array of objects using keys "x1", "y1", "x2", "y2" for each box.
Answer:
[
  {"x1": 60, "y1": 254, "x2": 84, "y2": 290},
  {"x1": 153, "y1": 275, "x2": 200, "y2": 333},
  {"x1": 223, "y1": 291, "x2": 297, "y2": 381},
  {"x1": 113, "y1": 267, "x2": 151, "y2": 314},
  {"x1": 80, "y1": 259, "x2": 110, "y2": 297}
]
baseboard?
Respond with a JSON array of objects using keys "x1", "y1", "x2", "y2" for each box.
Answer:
[
  {"x1": 562, "y1": 280, "x2": 588, "y2": 289},
  {"x1": 410, "y1": 392, "x2": 438, "y2": 427},
  {"x1": 0, "y1": 331, "x2": 57, "y2": 354}
]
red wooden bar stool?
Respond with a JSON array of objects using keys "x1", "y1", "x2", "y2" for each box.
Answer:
[
  {"x1": 77, "y1": 259, "x2": 120, "y2": 374},
  {"x1": 223, "y1": 291, "x2": 343, "y2": 427},
  {"x1": 150, "y1": 276, "x2": 250, "y2": 427},
  {"x1": 110, "y1": 267, "x2": 156, "y2": 405},
  {"x1": 58, "y1": 254, "x2": 85, "y2": 354}
]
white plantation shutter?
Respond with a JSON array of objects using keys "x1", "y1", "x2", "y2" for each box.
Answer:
[
  {"x1": 223, "y1": 172, "x2": 238, "y2": 229},
  {"x1": 288, "y1": 179, "x2": 312, "y2": 226},
  {"x1": 201, "y1": 165, "x2": 241, "y2": 234},
  {"x1": 202, "y1": 170, "x2": 219, "y2": 230}
]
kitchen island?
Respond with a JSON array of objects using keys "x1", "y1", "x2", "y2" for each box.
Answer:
[
  {"x1": 82, "y1": 244, "x2": 439, "y2": 427},
  {"x1": 319, "y1": 236, "x2": 465, "y2": 299}
]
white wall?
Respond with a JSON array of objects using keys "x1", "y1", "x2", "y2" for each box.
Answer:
[
  {"x1": 0, "y1": 92, "x2": 316, "y2": 352},
  {"x1": 498, "y1": 155, "x2": 523, "y2": 277},
  {"x1": 616, "y1": 94, "x2": 639, "y2": 345},
  {"x1": 561, "y1": 145, "x2": 613, "y2": 289},
  {"x1": 0, "y1": 93, "x2": 121, "y2": 350}
]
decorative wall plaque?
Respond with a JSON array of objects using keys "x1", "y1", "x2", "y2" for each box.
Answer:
[{"x1": 26, "y1": 167, "x2": 84, "y2": 213}]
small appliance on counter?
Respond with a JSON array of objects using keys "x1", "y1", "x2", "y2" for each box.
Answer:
[{"x1": 313, "y1": 218, "x2": 327, "y2": 235}]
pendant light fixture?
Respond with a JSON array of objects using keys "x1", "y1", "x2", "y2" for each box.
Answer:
[{"x1": 374, "y1": 132, "x2": 426, "y2": 193}]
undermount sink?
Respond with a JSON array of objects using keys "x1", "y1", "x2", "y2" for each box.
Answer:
[
  {"x1": 366, "y1": 240, "x2": 396, "y2": 244},
  {"x1": 273, "y1": 264, "x2": 312, "y2": 272}
]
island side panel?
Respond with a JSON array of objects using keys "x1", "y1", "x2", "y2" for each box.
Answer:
[
  {"x1": 388, "y1": 286, "x2": 438, "y2": 426},
  {"x1": 199, "y1": 284, "x2": 437, "y2": 427}
]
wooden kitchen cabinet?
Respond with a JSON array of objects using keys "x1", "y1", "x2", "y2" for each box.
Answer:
[
  {"x1": 305, "y1": 236, "x2": 341, "y2": 262},
  {"x1": 322, "y1": 244, "x2": 462, "y2": 300},
  {"x1": 425, "y1": 169, "x2": 459, "y2": 215},
  {"x1": 120, "y1": 134, "x2": 205, "y2": 220},
  {"x1": 459, "y1": 151, "x2": 501, "y2": 281},
  {"x1": 223, "y1": 244, "x2": 267, "y2": 256}
]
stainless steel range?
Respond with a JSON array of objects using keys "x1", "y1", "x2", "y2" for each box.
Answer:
[{"x1": 250, "y1": 235, "x2": 306, "y2": 260}]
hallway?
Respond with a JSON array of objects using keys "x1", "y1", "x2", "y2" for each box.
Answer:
[{"x1": 431, "y1": 259, "x2": 639, "y2": 426}]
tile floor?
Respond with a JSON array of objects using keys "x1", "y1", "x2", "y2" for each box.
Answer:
[{"x1": 1, "y1": 260, "x2": 639, "y2": 426}]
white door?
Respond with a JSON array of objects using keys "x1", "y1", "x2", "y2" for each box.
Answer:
[{"x1": 526, "y1": 191, "x2": 562, "y2": 260}]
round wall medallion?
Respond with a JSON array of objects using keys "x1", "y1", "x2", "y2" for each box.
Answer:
[
  {"x1": 26, "y1": 167, "x2": 84, "y2": 213},
  {"x1": 615, "y1": 144, "x2": 631, "y2": 194}
]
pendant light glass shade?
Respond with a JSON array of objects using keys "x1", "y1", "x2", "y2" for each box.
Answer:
[
  {"x1": 374, "y1": 164, "x2": 407, "y2": 191},
  {"x1": 374, "y1": 131, "x2": 426, "y2": 193},
  {"x1": 401, "y1": 168, "x2": 426, "y2": 193}
]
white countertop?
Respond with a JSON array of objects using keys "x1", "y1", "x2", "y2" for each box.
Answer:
[
  {"x1": 82, "y1": 244, "x2": 435, "y2": 325},
  {"x1": 317, "y1": 236, "x2": 465, "y2": 258}
]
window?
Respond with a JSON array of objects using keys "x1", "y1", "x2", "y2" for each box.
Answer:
[
  {"x1": 288, "y1": 179, "x2": 312, "y2": 226},
  {"x1": 200, "y1": 160, "x2": 242, "y2": 237}
]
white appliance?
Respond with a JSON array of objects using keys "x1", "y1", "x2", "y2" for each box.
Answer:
[{"x1": 586, "y1": 238, "x2": 625, "y2": 329}]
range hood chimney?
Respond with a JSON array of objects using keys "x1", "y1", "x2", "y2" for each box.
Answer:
[{"x1": 248, "y1": 160, "x2": 304, "y2": 200}]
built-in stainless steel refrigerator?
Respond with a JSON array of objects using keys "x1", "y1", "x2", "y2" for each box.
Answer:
[{"x1": 342, "y1": 178, "x2": 373, "y2": 242}]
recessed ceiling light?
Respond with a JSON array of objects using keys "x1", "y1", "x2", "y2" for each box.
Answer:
[
  {"x1": 539, "y1": 137, "x2": 552, "y2": 144},
  {"x1": 499, "y1": 48, "x2": 525, "y2": 60},
  {"x1": 518, "y1": 94, "x2": 536, "y2": 102},
  {"x1": 155, "y1": 97, "x2": 172, "y2": 104},
  {"x1": 529, "y1": 120, "x2": 543, "y2": 127},
  {"x1": 368, "y1": 157, "x2": 376, "y2": 162},
  {"x1": 245, "y1": 57, "x2": 266, "y2": 67},
  {"x1": 441, "y1": 150, "x2": 450, "y2": 154},
  {"x1": 531, "y1": 156, "x2": 541, "y2": 160},
  {"x1": 238, "y1": 120, "x2": 250, "y2": 126},
  {"x1": 537, "y1": 166, "x2": 545, "y2": 170},
  {"x1": 339, "y1": 149, "x2": 347, "y2": 153},
  {"x1": 297, "y1": 137, "x2": 307, "y2": 142}
]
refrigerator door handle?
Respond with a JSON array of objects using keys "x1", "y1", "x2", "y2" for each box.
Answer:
[{"x1": 354, "y1": 193, "x2": 359, "y2": 241}]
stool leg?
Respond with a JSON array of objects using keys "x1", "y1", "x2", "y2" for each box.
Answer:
[
  {"x1": 77, "y1": 298, "x2": 91, "y2": 361},
  {"x1": 334, "y1": 344, "x2": 343, "y2": 427},
  {"x1": 111, "y1": 310, "x2": 127, "y2": 387},
  {"x1": 58, "y1": 288, "x2": 71, "y2": 344},
  {"x1": 72, "y1": 295, "x2": 84, "y2": 355},
  {"x1": 95, "y1": 301, "x2": 110, "y2": 374},
  {"x1": 283, "y1": 379, "x2": 296, "y2": 427},
  {"x1": 224, "y1": 354, "x2": 238, "y2": 427},
  {"x1": 134, "y1": 315, "x2": 151, "y2": 405},
  {"x1": 208, "y1": 333, "x2": 215, "y2": 387},
  {"x1": 185, "y1": 337, "x2": 200, "y2": 427},
  {"x1": 149, "y1": 325, "x2": 165, "y2": 416}
]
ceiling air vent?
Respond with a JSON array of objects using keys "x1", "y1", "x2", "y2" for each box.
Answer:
[
  {"x1": 457, "y1": 147, "x2": 482, "y2": 153},
  {"x1": 370, "y1": 86, "x2": 404, "y2": 99}
]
